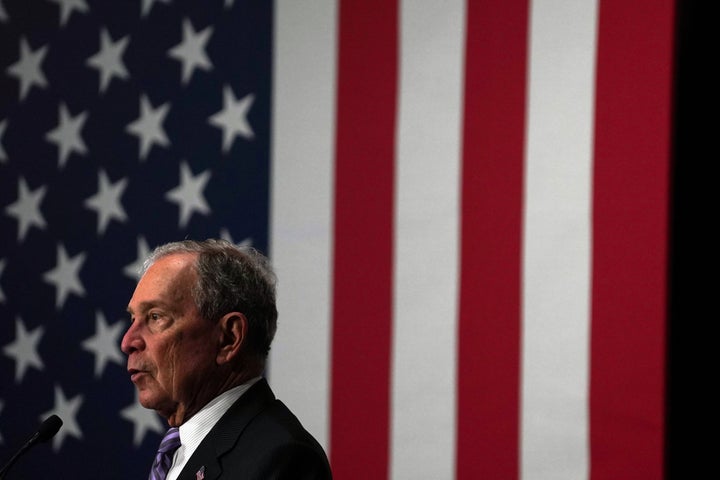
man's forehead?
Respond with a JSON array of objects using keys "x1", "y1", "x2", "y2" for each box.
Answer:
[
  {"x1": 150, "y1": 252, "x2": 198, "y2": 270},
  {"x1": 142, "y1": 253, "x2": 197, "y2": 283},
  {"x1": 129, "y1": 253, "x2": 198, "y2": 308}
]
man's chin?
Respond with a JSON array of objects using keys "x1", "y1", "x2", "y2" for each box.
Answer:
[
  {"x1": 137, "y1": 391, "x2": 176, "y2": 419},
  {"x1": 137, "y1": 389, "x2": 161, "y2": 410}
]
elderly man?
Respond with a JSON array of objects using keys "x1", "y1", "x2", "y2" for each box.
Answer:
[{"x1": 121, "y1": 239, "x2": 331, "y2": 480}]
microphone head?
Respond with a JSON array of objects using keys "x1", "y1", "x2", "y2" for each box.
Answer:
[{"x1": 36, "y1": 415, "x2": 63, "y2": 443}]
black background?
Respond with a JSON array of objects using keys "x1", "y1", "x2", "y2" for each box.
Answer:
[{"x1": 667, "y1": 0, "x2": 716, "y2": 477}]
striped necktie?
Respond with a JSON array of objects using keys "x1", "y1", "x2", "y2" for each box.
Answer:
[{"x1": 148, "y1": 427, "x2": 181, "y2": 480}]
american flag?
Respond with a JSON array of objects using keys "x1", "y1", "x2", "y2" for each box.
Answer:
[
  {"x1": 1, "y1": 0, "x2": 270, "y2": 478},
  {"x1": 1, "y1": 0, "x2": 676, "y2": 479}
]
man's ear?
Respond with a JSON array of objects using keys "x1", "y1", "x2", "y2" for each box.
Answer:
[{"x1": 216, "y1": 312, "x2": 247, "y2": 365}]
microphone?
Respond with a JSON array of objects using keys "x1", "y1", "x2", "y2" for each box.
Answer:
[{"x1": 0, "y1": 415, "x2": 63, "y2": 479}]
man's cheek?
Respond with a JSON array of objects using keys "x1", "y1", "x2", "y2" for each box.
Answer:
[{"x1": 165, "y1": 343, "x2": 180, "y2": 396}]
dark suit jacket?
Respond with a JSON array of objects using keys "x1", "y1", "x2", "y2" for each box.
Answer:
[{"x1": 176, "y1": 378, "x2": 332, "y2": 479}]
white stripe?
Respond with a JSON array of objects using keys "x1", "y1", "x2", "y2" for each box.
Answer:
[
  {"x1": 269, "y1": 1, "x2": 337, "y2": 453},
  {"x1": 390, "y1": 1, "x2": 465, "y2": 478},
  {"x1": 521, "y1": 0, "x2": 598, "y2": 479}
]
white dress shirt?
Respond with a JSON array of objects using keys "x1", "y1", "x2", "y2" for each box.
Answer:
[{"x1": 166, "y1": 377, "x2": 261, "y2": 480}]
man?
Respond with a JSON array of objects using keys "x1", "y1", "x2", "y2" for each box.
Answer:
[{"x1": 121, "y1": 239, "x2": 332, "y2": 480}]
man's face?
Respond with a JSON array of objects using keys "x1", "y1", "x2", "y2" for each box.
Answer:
[{"x1": 121, "y1": 253, "x2": 221, "y2": 424}]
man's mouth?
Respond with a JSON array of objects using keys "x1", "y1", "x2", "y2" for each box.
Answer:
[{"x1": 128, "y1": 368, "x2": 147, "y2": 382}]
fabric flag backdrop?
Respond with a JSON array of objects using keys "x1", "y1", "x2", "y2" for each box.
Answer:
[
  {"x1": 0, "y1": 1, "x2": 675, "y2": 479},
  {"x1": 0, "y1": 1, "x2": 272, "y2": 478},
  {"x1": 271, "y1": 0, "x2": 674, "y2": 479}
]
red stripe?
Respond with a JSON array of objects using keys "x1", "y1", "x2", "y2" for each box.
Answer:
[
  {"x1": 456, "y1": 1, "x2": 529, "y2": 478},
  {"x1": 329, "y1": 0, "x2": 398, "y2": 478},
  {"x1": 590, "y1": 1, "x2": 675, "y2": 478}
]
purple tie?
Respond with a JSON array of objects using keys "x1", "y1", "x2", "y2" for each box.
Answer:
[{"x1": 148, "y1": 427, "x2": 181, "y2": 480}]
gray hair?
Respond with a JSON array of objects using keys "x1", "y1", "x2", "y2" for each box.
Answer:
[{"x1": 142, "y1": 239, "x2": 278, "y2": 366}]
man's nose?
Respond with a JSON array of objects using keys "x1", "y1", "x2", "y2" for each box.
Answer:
[{"x1": 120, "y1": 321, "x2": 144, "y2": 354}]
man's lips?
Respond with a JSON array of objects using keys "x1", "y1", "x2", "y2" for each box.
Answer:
[{"x1": 128, "y1": 368, "x2": 149, "y2": 382}]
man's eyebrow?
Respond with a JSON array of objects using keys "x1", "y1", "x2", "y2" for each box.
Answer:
[
  {"x1": 126, "y1": 302, "x2": 150, "y2": 316},
  {"x1": 127, "y1": 300, "x2": 172, "y2": 315}
]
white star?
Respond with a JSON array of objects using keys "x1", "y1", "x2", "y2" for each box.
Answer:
[
  {"x1": 219, "y1": 228, "x2": 252, "y2": 248},
  {"x1": 120, "y1": 391, "x2": 165, "y2": 446},
  {"x1": 165, "y1": 161, "x2": 211, "y2": 228},
  {"x1": 42, "y1": 244, "x2": 86, "y2": 309},
  {"x1": 168, "y1": 18, "x2": 213, "y2": 85},
  {"x1": 84, "y1": 169, "x2": 128, "y2": 235},
  {"x1": 48, "y1": 0, "x2": 88, "y2": 27},
  {"x1": 5, "y1": 177, "x2": 47, "y2": 242},
  {"x1": 86, "y1": 28, "x2": 129, "y2": 94},
  {"x1": 140, "y1": 0, "x2": 170, "y2": 18},
  {"x1": 123, "y1": 236, "x2": 151, "y2": 281},
  {"x1": 0, "y1": 258, "x2": 5, "y2": 303},
  {"x1": 224, "y1": 0, "x2": 235, "y2": 9},
  {"x1": 81, "y1": 311, "x2": 125, "y2": 378},
  {"x1": 126, "y1": 94, "x2": 171, "y2": 161},
  {"x1": 41, "y1": 385, "x2": 83, "y2": 451},
  {"x1": 208, "y1": 85, "x2": 254, "y2": 154},
  {"x1": 6, "y1": 37, "x2": 48, "y2": 101},
  {"x1": 2, "y1": 318, "x2": 44, "y2": 383},
  {"x1": 45, "y1": 103, "x2": 88, "y2": 168},
  {"x1": 0, "y1": 119, "x2": 7, "y2": 162}
]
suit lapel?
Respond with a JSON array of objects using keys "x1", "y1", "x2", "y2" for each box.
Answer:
[{"x1": 176, "y1": 379, "x2": 276, "y2": 480}]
